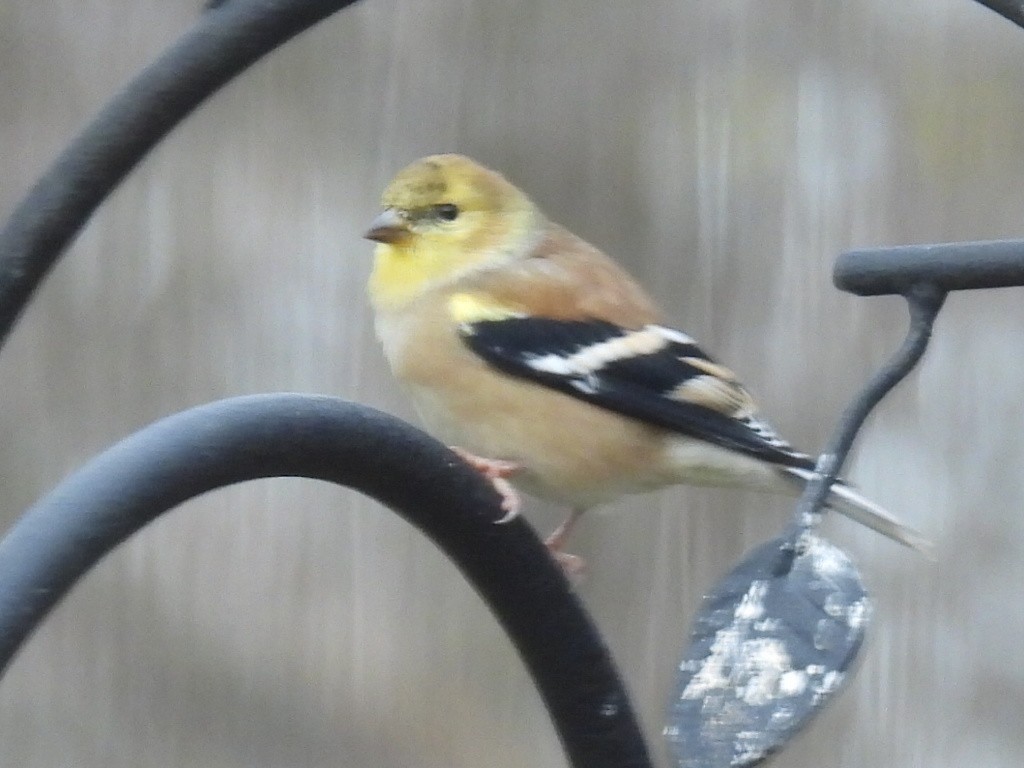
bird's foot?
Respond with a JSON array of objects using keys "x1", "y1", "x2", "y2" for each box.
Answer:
[
  {"x1": 544, "y1": 509, "x2": 586, "y2": 578},
  {"x1": 548, "y1": 548, "x2": 586, "y2": 578},
  {"x1": 449, "y1": 447, "x2": 523, "y2": 523}
]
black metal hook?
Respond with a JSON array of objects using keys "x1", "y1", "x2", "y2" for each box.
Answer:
[
  {"x1": 802, "y1": 237, "x2": 1024, "y2": 526},
  {"x1": 0, "y1": 394, "x2": 653, "y2": 768},
  {"x1": 793, "y1": 282, "x2": 946, "y2": 531},
  {"x1": 0, "y1": 0, "x2": 361, "y2": 352}
]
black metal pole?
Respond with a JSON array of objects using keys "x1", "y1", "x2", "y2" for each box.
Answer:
[
  {"x1": 835, "y1": 240, "x2": 1024, "y2": 297},
  {"x1": 813, "y1": 237, "x2": 1024, "y2": 527},
  {"x1": 0, "y1": 393, "x2": 653, "y2": 768},
  {"x1": 0, "y1": 0, "x2": 360, "y2": 352},
  {"x1": 793, "y1": 284, "x2": 946, "y2": 527}
]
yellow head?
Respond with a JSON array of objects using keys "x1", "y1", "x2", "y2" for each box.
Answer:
[{"x1": 365, "y1": 154, "x2": 540, "y2": 311}]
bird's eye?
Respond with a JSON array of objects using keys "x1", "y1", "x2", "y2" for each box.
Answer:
[{"x1": 435, "y1": 203, "x2": 460, "y2": 222}]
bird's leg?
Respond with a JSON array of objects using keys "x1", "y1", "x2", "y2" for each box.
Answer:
[
  {"x1": 449, "y1": 446, "x2": 523, "y2": 523},
  {"x1": 450, "y1": 448, "x2": 585, "y2": 576},
  {"x1": 544, "y1": 509, "x2": 586, "y2": 575}
]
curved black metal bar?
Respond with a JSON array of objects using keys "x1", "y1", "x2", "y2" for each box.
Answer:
[
  {"x1": 794, "y1": 283, "x2": 946, "y2": 526},
  {"x1": 0, "y1": 393, "x2": 653, "y2": 768},
  {"x1": 971, "y1": 0, "x2": 1024, "y2": 30},
  {"x1": 820, "y1": 235, "x2": 1024, "y2": 524},
  {"x1": 0, "y1": 0, "x2": 360, "y2": 352},
  {"x1": 835, "y1": 239, "x2": 1024, "y2": 297}
]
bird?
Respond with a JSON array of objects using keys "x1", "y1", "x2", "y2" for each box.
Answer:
[{"x1": 363, "y1": 153, "x2": 930, "y2": 569}]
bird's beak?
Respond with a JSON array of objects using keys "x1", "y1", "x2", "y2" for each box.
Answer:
[{"x1": 363, "y1": 209, "x2": 411, "y2": 245}]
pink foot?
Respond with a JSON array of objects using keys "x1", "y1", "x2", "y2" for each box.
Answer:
[
  {"x1": 544, "y1": 509, "x2": 587, "y2": 577},
  {"x1": 550, "y1": 550, "x2": 586, "y2": 578},
  {"x1": 449, "y1": 447, "x2": 523, "y2": 524}
]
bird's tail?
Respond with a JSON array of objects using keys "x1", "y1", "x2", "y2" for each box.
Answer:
[{"x1": 781, "y1": 467, "x2": 934, "y2": 556}]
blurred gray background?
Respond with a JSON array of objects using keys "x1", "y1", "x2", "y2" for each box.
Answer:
[{"x1": 2, "y1": 1, "x2": 1023, "y2": 766}]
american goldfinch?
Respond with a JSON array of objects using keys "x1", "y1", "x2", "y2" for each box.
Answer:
[{"x1": 364, "y1": 154, "x2": 929, "y2": 565}]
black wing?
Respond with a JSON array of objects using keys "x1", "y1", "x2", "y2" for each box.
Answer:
[{"x1": 458, "y1": 317, "x2": 812, "y2": 468}]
